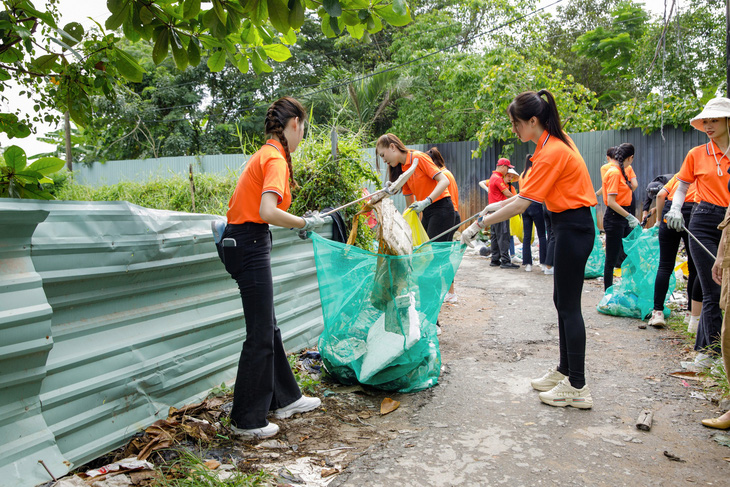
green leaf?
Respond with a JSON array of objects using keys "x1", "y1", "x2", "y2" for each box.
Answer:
[
  {"x1": 4, "y1": 146, "x2": 27, "y2": 172},
  {"x1": 235, "y1": 53, "x2": 249, "y2": 73},
  {"x1": 211, "y1": 0, "x2": 227, "y2": 24},
  {"x1": 115, "y1": 47, "x2": 145, "y2": 82},
  {"x1": 288, "y1": 0, "x2": 304, "y2": 29},
  {"x1": 375, "y1": 5, "x2": 411, "y2": 26},
  {"x1": 27, "y1": 157, "x2": 66, "y2": 176},
  {"x1": 267, "y1": 0, "x2": 290, "y2": 34},
  {"x1": 105, "y1": 1, "x2": 129, "y2": 30},
  {"x1": 30, "y1": 54, "x2": 59, "y2": 73},
  {"x1": 262, "y1": 43, "x2": 291, "y2": 62},
  {"x1": 62, "y1": 22, "x2": 84, "y2": 45},
  {"x1": 140, "y1": 5, "x2": 156, "y2": 25},
  {"x1": 392, "y1": 0, "x2": 407, "y2": 16},
  {"x1": 252, "y1": 0, "x2": 268, "y2": 25},
  {"x1": 250, "y1": 49, "x2": 272, "y2": 73},
  {"x1": 182, "y1": 0, "x2": 201, "y2": 20},
  {"x1": 122, "y1": 12, "x2": 141, "y2": 42},
  {"x1": 282, "y1": 28, "x2": 297, "y2": 45},
  {"x1": 170, "y1": 31, "x2": 188, "y2": 70},
  {"x1": 187, "y1": 37, "x2": 201, "y2": 66},
  {"x1": 323, "y1": 0, "x2": 342, "y2": 17},
  {"x1": 329, "y1": 15, "x2": 341, "y2": 35},
  {"x1": 207, "y1": 49, "x2": 227, "y2": 72},
  {"x1": 152, "y1": 28, "x2": 170, "y2": 65}
]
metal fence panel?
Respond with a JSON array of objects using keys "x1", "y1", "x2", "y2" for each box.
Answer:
[{"x1": 0, "y1": 200, "x2": 327, "y2": 486}]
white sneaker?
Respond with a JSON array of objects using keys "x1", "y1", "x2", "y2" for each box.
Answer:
[
  {"x1": 511, "y1": 256, "x2": 522, "y2": 264},
  {"x1": 525, "y1": 264, "x2": 532, "y2": 272},
  {"x1": 647, "y1": 310, "x2": 665, "y2": 328},
  {"x1": 544, "y1": 267, "x2": 554, "y2": 275},
  {"x1": 230, "y1": 422, "x2": 279, "y2": 438},
  {"x1": 273, "y1": 396, "x2": 321, "y2": 419},
  {"x1": 538, "y1": 378, "x2": 593, "y2": 409},
  {"x1": 694, "y1": 353, "x2": 713, "y2": 368},
  {"x1": 687, "y1": 315, "x2": 699, "y2": 334},
  {"x1": 530, "y1": 368, "x2": 567, "y2": 391},
  {"x1": 444, "y1": 292, "x2": 458, "y2": 303}
]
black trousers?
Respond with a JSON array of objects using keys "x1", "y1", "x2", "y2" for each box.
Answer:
[
  {"x1": 543, "y1": 205, "x2": 555, "y2": 267},
  {"x1": 522, "y1": 201, "x2": 547, "y2": 265},
  {"x1": 688, "y1": 202, "x2": 726, "y2": 353},
  {"x1": 553, "y1": 207, "x2": 595, "y2": 389},
  {"x1": 421, "y1": 197, "x2": 455, "y2": 242},
  {"x1": 654, "y1": 201, "x2": 696, "y2": 311},
  {"x1": 490, "y1": 219, "x2": 511, "y2": 265},
  {"x1": 446, "y1": 210, "x2": 461, "y2": 241},
  {"x1": 603, "y1": 206, "x2": 632, "y2": 291},
  {"x1": 222, "y1": 222, "x2": 301, "y2": 429}
]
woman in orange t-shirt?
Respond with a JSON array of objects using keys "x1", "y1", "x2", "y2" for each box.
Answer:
[
  {"x1": 601, "y1": 143, "x2": 639, "y2": 291},
  {"x1": 219, "y1": 97, "x2": 324, "y2": 439},
  {"x1": 667, "y1": 97, "x2": 730, "y2": 368},
  {"x1": 462, "y1": 89, "x2": 598, "y2": 409},
  {"x1": 519, "y1": 153, "x2": 548, "y2": 272}
]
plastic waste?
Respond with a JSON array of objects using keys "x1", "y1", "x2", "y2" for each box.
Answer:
[{"x1": 585, "y1": 207, "x2": 605, "y2": 278}]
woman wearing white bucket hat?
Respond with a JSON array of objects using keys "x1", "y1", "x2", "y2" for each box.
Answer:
[{"x1": 665, "y1": 97, "x2": 730, "y2": 364}]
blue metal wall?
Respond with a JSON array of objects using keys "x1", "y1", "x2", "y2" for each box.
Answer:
[{"x1": 0, "y1": 200, "x2": 328, "y2": 487}]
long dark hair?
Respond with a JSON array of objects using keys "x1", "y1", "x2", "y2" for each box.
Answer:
[
  {"x1": 508, "y1": 90, "x2": 571, "y2": 148},
  {"x1": 265, "y1": 96, "x2": 306, "y2": 187},
  {"x1": 520, "y1": 153, "x2": 533, "y2": 178},
  {"x1": 427, "y1": 147, "x2": 446, "y2": 168},
  {"x1": 613, "y1": 143, "x2": 635, "y2": 188},
  {"x1": 606, "y1": 146, "x2": 616, "y2": 159},
  {"x1": 376, "y1": 133, "x2": 408, "y2": 183}
]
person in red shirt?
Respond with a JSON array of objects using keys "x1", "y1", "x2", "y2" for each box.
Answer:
[
  {"x1": 462, "y1": 89, "x2": 598, "y2": 408},
  {"x1": 487, "y1": 158, "x2": 520, "y2": 268},
  {"x1": 667, "y1": 97, "x2": 730, "y2": 366},
  {"x1": 601, "y1": 143, "x2": 639, "y2": 291},
  {"x1": 376, "y1": 134, "x2": 453, "y2": 241},
  {"x1": 218, "y1": 97, "x2": 325, "y2": 438}
]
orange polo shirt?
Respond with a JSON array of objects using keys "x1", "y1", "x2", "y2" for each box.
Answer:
[
  {"x1": 402, "y1": 150, "x2": 451, "y2": 203},
  {"x1": 518, "y1": 167, "x2": 532, "y2": 189},
  {"x1": 662, "y1": 175, "x2": 699, "y2": 203},
  {"x1": 226, "y1": 140, "x2": 291, "y2": 224},
  {"x1": 519, "y1": 131, "x2": 598, "y2": 213},
  {"x1": 443, "y1": 169, "x2": 459, "y2": 212},
  {"x1": 602, "y1": 163, "x2": 636, "y2": 206},
  {"x1": 676, "y1": 141, "x2": 730, "y2": 207}
]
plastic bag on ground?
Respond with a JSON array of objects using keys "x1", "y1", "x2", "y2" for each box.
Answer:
[
  {"x1": 585, "y1": 206, "x2": 605, "y2": 278},
  {"x1": 597, "y1": 225, "x2": 673, "y2": 319},
  {"x1": 311, "y1": 233, "x2": 464, "y2": 392}
]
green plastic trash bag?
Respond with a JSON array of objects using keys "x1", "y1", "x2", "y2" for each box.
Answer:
[
  {"x1": 310, "y1": 233, "x2": 465, "y2": 393},
  {"x1": 597, "y1": 226, "x2": 674, "y2": 319},
  {"x1": 585, "y1": 207, "x2": 605, "y2": 279}
]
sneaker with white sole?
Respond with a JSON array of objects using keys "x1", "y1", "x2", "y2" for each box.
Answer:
[
  {"x1": 687, "y1": 315, "x2": 699, "y2": 334},
  {"x1": 647, "y1": 310, "x2": 665, "y2": 328},
  {"x1": 273, "y1": 395, "x2": 321, "y2": 419},
  {"x1": 530, "y1": 368, "x2": 567, "y2": 391},
  {"x1": 538, "y1": 378, "x2": 593, "y2": 409},
  {"x1": 511, "y1": 256, "x2": 522, "y2": 264},
  {"x1": 230, "y1": 421, "x2": 279, "y2": 438},
  {"x1": 694, "y1": 352, "x2": 713, "y2": 368},
  {"x1": 544, "y1": 267, "x2": 554, "y2": 275},
  {"x1": 444, "y1": 292, "x2": 458, "y2": 303},
  {"x1": 525, "y1": 264, "x2": 532, "y2": 272}
]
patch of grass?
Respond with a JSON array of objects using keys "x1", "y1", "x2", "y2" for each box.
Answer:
[
  {"x1": 208, "y1": 382, "x2": 233, "y2": 398},
  {"x1": 153, "y1": 449, "x2": 273, "y2": 487}
]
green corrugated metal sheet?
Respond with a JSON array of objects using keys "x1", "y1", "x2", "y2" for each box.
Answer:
[{"x1": 0, "y1": 200, "x2": 327, "y2": 486}]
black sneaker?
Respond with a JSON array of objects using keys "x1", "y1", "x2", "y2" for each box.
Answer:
[
  {"x1": 500, "y1": 263, "x2": 520, "y2": 269},
  {"x1": 490, "y1": 261, "x2": 501, "y2": 267}
]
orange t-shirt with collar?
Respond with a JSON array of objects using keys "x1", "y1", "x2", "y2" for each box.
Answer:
[
  {"x1": 676, "y1": 141, "x2": 730, "y2": 207},
  {"x1": 442, "y1": 169, "x2": 459, "y2": 212},
  {"x1": 518, "y1": 167, "x2": 532, "y2": 189},
  {"x1": 402, "y1": 150, "x2": 451, "y2": 203},
  {"x1": 519, "y1": 131, "x2": 597, "y2": 213},
  {"x1": 602, "y1": 163, "x2": 636, "y2": 206},
  {"x1": 662, "y1": 175, "x2": 698, "y2": 203},
  {"x1": 226, "y1": 140, "x2": 292, "y2": 224}
]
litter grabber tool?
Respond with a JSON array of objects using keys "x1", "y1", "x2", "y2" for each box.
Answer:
[
  {"x1": 681, "y1": 222, "x2": 717, "y2": 260},
  {"x1": 414, "y1": 211, "x2": 481, "y2": 251},
  {"x1": 320, "y1": 188, "x2": 389, "y2": 218}
]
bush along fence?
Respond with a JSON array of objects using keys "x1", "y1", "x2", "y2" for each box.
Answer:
[{"x1": 0, "y1": 200, "x2": 328, "y2": 487}]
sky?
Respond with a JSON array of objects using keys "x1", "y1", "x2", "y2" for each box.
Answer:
[{"x1": 0, "y1": 0, "x2": 684, "y2": 157}]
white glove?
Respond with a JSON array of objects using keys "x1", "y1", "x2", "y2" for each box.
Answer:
[
  {"x1": 460, "y1": 221, "x2": 483, "y2": 248},
  {"x1": 298, "y1": 211, "x2": 329, "y2": 239},
  {"x1": 665, "y1": 206, "x2": 684, "y2": 231},
  {"x1": 384, "y1": 181, "x2": 398, "y2": 195},
  {"x1": 409, "y1": 197, "x2": 432, "y2": 213},
  {"x1": 626, "y1": 214, "x2": 640, "y2": 229}
]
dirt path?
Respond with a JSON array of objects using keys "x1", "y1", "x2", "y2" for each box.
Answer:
[{"x1": 330, "y1": 249, "x2": 730, "y2": 486}]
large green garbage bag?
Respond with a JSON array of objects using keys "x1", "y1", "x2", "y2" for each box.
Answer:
[
  {"x1": 597, "y1": 226, "x2": 674, "y2": 319},
  {"x1": 310, "y1": 233, "x2": 465, "y2": 392},
  {"x1": 585, "y1": 206, "x2": 605, "y2": 278}
]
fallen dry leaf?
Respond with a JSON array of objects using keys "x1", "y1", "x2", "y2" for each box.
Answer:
[
  {"x1": 321, "y1": 468, "x2": 339, "y2": 478},
  {"x1": 203, "y1": 460, "x2": 221, "y2": 470},
  {"x1": 380, "y1": 398, "x2": 400, "y2": 415},
  {"x1": 723, "y1": 457, "x2": 730, "y2": 462}
]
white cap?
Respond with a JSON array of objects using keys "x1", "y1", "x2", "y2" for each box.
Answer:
[{"x1": 690, "y1": 97, "x2": 730, "y2": 132}]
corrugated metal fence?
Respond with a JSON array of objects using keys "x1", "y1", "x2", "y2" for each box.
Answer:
[
  {"x1": 0, "y1": 200, "x2": 328, "y2": 487},
  {"x1": 75, "y1": 127, "x2": 704, "y2": 224}
]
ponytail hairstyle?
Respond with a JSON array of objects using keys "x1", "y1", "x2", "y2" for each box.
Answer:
[
  {"x1": 613, "y1": 143, "x2": 635, "y2": 188},
  {"x1": 376, "y1": 133, "x2": 409, "y2": 183},
  {"x1": 427, "y1": 147, "x2": 446, "y2": 168},
  {"x1": 507, "y1": 89, "x2": 571, "y2": 148},
  {"x1": 521, "y1": 153, "x2": 533, "y2": 179},
  {"x1": 606, "y1": 146, "x2": 617, "y2": 160},
  {"x1": 265, "y1": 96, "x2": 306, "y2": 188}
]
